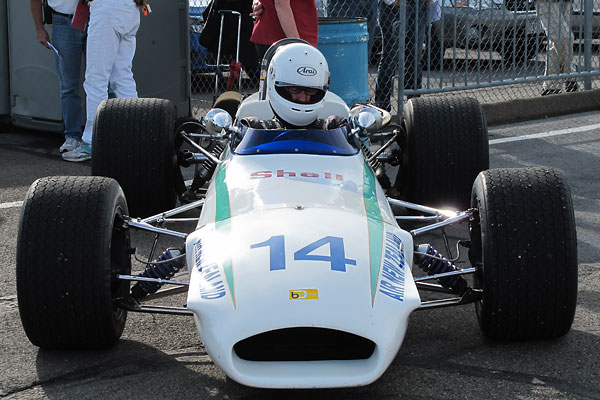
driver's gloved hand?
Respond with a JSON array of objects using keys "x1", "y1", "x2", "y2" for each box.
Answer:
[{"x1": 323, "y1": 115, "x2": 347, "y2": 130}]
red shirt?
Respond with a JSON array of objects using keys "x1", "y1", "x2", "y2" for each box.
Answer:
[{"x1": 250, "y1": 0, "x2": 318, "y2": 47}]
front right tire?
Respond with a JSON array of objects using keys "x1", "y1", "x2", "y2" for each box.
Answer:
[{"x1": 17, "y1": 176, "x2": 131, "y2": 349}]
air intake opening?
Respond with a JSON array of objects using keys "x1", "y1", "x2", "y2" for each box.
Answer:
[{"x1": 234, "y1": 327, "x2": 376, "y2": 361}]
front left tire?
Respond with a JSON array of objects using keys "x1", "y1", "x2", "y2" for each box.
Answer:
[
  {"x1": 469, "y1": 168, "x2": 578, "y2": 340},
  {"x1": 396, "y1": 96, "x2": 489, "y2": 210}
]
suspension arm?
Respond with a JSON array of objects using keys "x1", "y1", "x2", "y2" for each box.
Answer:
[
  {"x1": 415, "y1": 288, "x2": 483, "y2": 311},
  {"x1": 115, "y1": 296, "x2": 194, "y2": 316},
  {"x1": 413, "y1": 267, "x2": 478, "y2": 283},
  {"x1": 126, "y1": 218, "x2": 188, "y2": 239},
  {"x1": 179, "y1": 132, "x2": 221, "y2": 165},
  {"x1": 410, "y1": 212, "x2": 472, "y2": 236}
]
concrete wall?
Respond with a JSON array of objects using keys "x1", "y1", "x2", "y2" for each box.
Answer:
[{"x1": 1, "y1": 0, "x2": 12, "y2": 119}]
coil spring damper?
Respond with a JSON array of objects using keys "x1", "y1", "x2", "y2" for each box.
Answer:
[
  {"x1": 414, "y1": 244, "x2": 467, "y2": 294},
  {"x1": 358, "y1": 137, "x2": 391, "y2": 189},
  {"x1": 131, "y1": 248, "x2": 185, "y2": 299},
  {"x1": 190, "y1": 141, "x2": 226, "y2": 191}
]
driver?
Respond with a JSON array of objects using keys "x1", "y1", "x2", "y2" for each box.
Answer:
[{"x1": 241, "y1": 43, "x2": 344, "y2": 129}]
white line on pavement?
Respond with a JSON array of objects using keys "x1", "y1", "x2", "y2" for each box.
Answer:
[
  {"x1": 0, "y1": 124, "x2": 598, "y2": 210},
  {"x1": 489, "y1": 123, "x2": 600, "y2": 145},
  {"x1": 0, "y1": 201, "x2": 23, "y2": 210}
]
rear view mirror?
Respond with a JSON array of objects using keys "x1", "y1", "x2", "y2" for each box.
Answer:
[
  {"x1": 204, "y1": 108, "x2": 233, "y2": 137},
  {"x1": 350, "y1": 106, "x2": 387, "y2": 133}
]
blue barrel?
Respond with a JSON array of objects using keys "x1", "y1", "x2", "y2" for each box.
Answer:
[{"x1": 317, "y1": 17, "x2": 369, "y2": 106}]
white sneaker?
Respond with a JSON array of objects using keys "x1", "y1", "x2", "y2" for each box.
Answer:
[
  {"x1": 60, "y1": 137, "x2": 83, "y2": 153},
  {"x1": 62, "y1": 142, "x2": 92, "y2": 162}
]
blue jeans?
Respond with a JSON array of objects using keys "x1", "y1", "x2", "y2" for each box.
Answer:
[
  {"x1": 51, "y1": 14, "x2": 86, "y2": 140},
  {"x1": 375, "y1": 0, "x2": 427, "y2": 111},
  {"x1": 326, "y1": 0, "x2": 378, "y2": 60}
]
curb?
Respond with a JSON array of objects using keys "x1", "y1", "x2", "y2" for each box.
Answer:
[
  {"x1": 481, "y1": 88, "x2": 600, "y2": 126},
  {"x1": 390, "y1": 89, "x2": 600, "y2": 127}
]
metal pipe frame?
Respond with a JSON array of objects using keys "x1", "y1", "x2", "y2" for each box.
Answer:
[
  {"x1": 413, "y1": 267, "x2": 478, "y2": 284},
  {"x1": 187, "y1": 133, "x2": 214, "y2": 139},
  {"x1": 370, "y1": 131, "x2": 398, "y2": 140},
  {"x1": 180, "y1": 133, "x2": 221, "y2": 165},
  {"x1": 407, "y1": 71, "x2": 600, "y2": 98},
  {"x1": 418, "y1": 297, "x2": 466, "y2": 309},
  {"x1": 120, "y1": 302, "x2": 194, "y2": 316},
  {"x1": 410, "y1": 212, "x2": 471, "y2": 236},
  {"x1": 142, "y1": 199, "x2": 205, "y2": 224},
  {"x1": 367, "y1": 132, "x2": 398, "y2": 163},
  {"x1": 118, "y1": 274, "x2": 190, "y2": 287},
  {"x1": 415, "y1": 288, "x2": 483, "y2": 311},
  {"x1": 186, "y1": 153, "x2": 210, "y2": 163},
  {"x1": 388, "y1": 197, "x2": 472, "y2": 235},
  {"x1": 415, "y1": 282, "x2": 455, "y2": 294},
  {"x1": 396, "y1": 215, "x2": 442, "y2": 222},
  {"x1": 387, "y1": 197, "x2": 458, "y2": 217},
  {"x1": 163, "y1": 218, "x2": 201, "y2": 223},
  {"x1": 126, "y1": 219, "x2": 188, "y2": 239},
  {"x1": 135, "y1": 285, "x2": 189, "y2": 302}
]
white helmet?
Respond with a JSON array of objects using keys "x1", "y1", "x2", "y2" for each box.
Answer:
[{"x1": 267, "y1": 43, "x2": 330, "y2": 127}]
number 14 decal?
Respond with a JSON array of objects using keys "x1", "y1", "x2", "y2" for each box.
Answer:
[{"x1": 250, "y1": 235, "x2": 357, "y2": 272}]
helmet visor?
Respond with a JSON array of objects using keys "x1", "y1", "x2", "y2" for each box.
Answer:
[{"x1": 275, "y1": 84, "x2": 326, "y2": 105}]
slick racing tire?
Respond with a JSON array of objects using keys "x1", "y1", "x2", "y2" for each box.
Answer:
[
  {"x1": 396, "y1": 96, "x2": 489, "y2": 210},
  {"x1": 92, "y1": 97, "x2": 177, "y2": 218},
  {"x1": 213, "y1": 91, "x2": 243, "y2": 118},
  {"x1": 469, "y1": 168, "x2": 578, "y2": 340},
  {"x1": 16, "y1": 176, "x2": 131, "y2": 349}
]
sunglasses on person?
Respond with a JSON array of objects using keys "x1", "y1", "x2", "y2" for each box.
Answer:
[{"x1": 285, "y1": 86, "x2": 319, "y2": 96}]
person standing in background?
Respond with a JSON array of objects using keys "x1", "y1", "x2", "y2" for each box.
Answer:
[
  {"x1": 29, "y1": 0, "x2": 86, "y2": 154},
  {"x1": 250, "y1": 0, "x2": 318, "y2": 63},
  {"x1": 199, "y1": 0, "x2": 259, "y2": 87},
  {"x1": 63, "y1": 0, "x2": 142, "y2": 162},
  {"x1": 536, "y1": 0, "x2": 578, "y2": 95},
  {"x1": 375, "y1": 0, "x2": 428, "y2": 112}
]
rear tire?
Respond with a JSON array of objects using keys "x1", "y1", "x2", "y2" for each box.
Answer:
[
  {"x1": 469, "y1": 168, "x2": 578, "y2": 340},
  {"x1": 16, "y1": 176, "x2": 131, "y2": 349},
  {"x1": 395, "y1": 96, "x2": 489, "y2": 210},
  {"x1": 213, "y1": 91, "x2": 243, "y2": 118},
  {"x1": 92, "y1": 98, "x2": 177, "y2": 217}
]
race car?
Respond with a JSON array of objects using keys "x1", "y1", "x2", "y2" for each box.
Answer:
[{"x1": 16, "y1": 45, "x2": 578, "y2": 389}]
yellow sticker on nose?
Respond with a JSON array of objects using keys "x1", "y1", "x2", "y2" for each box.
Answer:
[{"x1": 289, "y1": 289, "x2": 319, "y2": 300}]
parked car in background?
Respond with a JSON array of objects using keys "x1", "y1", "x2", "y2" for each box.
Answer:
[
  {"x1": 571, "y1": 0, "x2": 600, "y2": 39},
  {"x1": 506, "y1": 0, "x2": 600, "y2": 40},
  {"x1": 424, "y1": 0, "x2": 545, "y2": 67}
]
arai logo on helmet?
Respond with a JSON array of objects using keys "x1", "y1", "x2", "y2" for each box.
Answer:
[{"x1": 297, "y1": 66, "x2": 317, "y2": 76}]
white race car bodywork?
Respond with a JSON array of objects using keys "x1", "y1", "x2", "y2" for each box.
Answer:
[
  {"x1": 185, "y1": 149, "x2": 421, "y2": 388},
  {"x1": 17, "y1": 93, "x2": 578, "y2": 391}
]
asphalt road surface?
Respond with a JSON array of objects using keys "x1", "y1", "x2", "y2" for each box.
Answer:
[{"x1": 1, "y1": 111, "x2": 599, "y2": 399}]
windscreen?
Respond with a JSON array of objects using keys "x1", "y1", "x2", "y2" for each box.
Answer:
[{"x1": 233, "y1": 127, "x2": 359, "y2": 156}]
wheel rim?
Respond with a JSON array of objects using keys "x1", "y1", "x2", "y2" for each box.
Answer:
[
  {"x1": 110, "y1": 208, "x2": 130, "y2": 321},
  {"x1": 469, "y1": 199, "x2": 484, "y2": 316}
]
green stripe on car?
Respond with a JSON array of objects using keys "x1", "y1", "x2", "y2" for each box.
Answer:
[
  {"x1": 363, "y1": 161, "x2": 384, "y2": 305},
  {"x1": 215, "y1": 162, "x2": 236, "y2": 307}
]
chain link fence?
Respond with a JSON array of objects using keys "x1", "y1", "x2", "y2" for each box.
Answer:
[
  {"x1": 189, "y1": 0, "x2": 259, "y2": 117},
  {"x1": 189, "y1": 0, "x2": 600, "y2": 117}
]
